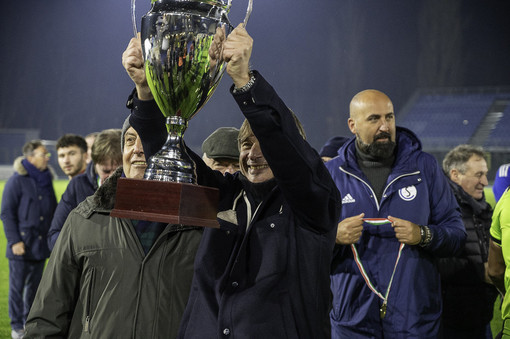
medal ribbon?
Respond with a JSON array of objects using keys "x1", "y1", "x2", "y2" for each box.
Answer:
[{"x1": 350, "y1": 242, "x2": 405, "y2": 318}]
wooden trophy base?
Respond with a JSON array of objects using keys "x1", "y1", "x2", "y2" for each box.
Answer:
[{"x1": 110, "y1": 177, "x2": 220, "y2": 228}]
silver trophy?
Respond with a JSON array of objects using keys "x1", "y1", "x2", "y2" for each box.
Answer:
[
  {"x1": 138, "y1": 0, "x2": 252, "y2": 182},
  {"x1": 111, "y1": 0, "x2": 252, "y2": 226}
]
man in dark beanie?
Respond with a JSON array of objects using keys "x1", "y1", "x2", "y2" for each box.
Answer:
[
  {"x1": 319, "y1": 136, "x2": 350, "y2": 162},
  {"x1": 201, "y1": 127, "x2": 240, "y2": 175}
]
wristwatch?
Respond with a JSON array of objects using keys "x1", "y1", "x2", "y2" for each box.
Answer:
[
  {"x1": 232, "y1": 71, "x2": 256, "y2": 94},
  {"x1": 419, "y1": 225, "x2": 432, "y2": 247}
]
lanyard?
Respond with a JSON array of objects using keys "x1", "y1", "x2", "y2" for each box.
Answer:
[{"x1": 350, "y1": 242, "x2": 405, "y2": 319}]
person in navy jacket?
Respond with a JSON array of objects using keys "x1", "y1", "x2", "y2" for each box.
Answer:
[
  {"x1": 47, "y1": 129, "x2": 121, "y2": 250},
  {"x1": 122, "y1": 24, "x2": 341, "y2": 338},
  {"x1": 326, "y1": 89, "x2": 466, "y2": 338},
  {"x1": 1, "y1": 140, "x2": 57, "y2": 339}
]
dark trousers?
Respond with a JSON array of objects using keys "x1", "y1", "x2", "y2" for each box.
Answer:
[{"x1": 8, "y1": 259, "x2": 45, "y2": 330}]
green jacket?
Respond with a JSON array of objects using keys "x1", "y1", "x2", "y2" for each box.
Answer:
[{"x1": 24, "y1": 167, "x2": 202, "y2": 338}]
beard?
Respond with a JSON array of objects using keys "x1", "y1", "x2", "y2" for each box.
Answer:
[{"x1": 356, "y1": 131, "x2": 396, "y2": 159}]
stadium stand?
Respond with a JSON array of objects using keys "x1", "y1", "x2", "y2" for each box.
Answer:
[{"x1": 399, "y1": 87, "x2": 510, "y2": 180}]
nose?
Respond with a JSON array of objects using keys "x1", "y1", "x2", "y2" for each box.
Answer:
[
  {"x1": 224, "y1": 164, "x2": 238, "y2": 174},
  {"x1": 133, "y1": 138, "x2": 144, "y2": 154},
  {"x1": 379, "y1": 119, "x2": 390, "y2": 132},
  {"x1": 248, "y1": 141, "x2": 262, "y2": 159},
  {"x1": 480, "y1": 174, "x2": 489, "y2": 187}
]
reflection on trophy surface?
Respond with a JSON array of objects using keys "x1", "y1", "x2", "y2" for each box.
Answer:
[
  {"x1": 111, "y1": 0, "x2": 252, "y2": 226},
  {"x1": 141, "y1": 0, "x2": 232, "y2": 183}
]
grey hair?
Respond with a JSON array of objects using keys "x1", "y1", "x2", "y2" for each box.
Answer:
[
  {"x1": 22, "y1": 140, "x2": 44, "y2": 156},
  {"x1": 442, "y1": 144, "x2": 486, "y2": 175}
]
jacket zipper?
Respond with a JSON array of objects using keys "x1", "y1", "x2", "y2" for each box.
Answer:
[
  {"x1": 339, "y1": 167, "x2": 420, "y2": 211},
  {"x1": 84, "y1": 266, "x2": 96, "y2": 333}
]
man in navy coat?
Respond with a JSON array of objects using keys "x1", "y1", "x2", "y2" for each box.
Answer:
[{"x1": 122, "y1": 24, "x2": 341, "y2": 338}]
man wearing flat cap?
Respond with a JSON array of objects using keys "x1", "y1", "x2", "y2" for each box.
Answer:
[{"x1": 201, "y1": 127, "x2": 240, "y2": 175}]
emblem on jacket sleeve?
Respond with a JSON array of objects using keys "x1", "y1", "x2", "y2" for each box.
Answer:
[{"x1": 398, "y1": 185, "x2": 417, "y2": 201}]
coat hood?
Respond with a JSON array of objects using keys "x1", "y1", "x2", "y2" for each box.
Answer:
[
  {"x1": 93, "y1": 166, "x2": 123, "y2": 210},
  {"x1": 76, "y1": 166, "x2": 123, "y2": 216},
  {"x1": 13, "y1": 156, "x2": 27, "y2": 175},
  {"x1": 12, "y1": 156, "x2": 57, "y2": 179}
]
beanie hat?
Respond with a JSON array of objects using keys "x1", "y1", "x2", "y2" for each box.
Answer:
[
  {"x1": 202, "y1": 127, "x2": 240, "y2": 160},
  {"x1": 319, "y1": 136, "x2": 350, "y2": 158},
  {"x1": 121, "y1": 116, "x2": 131, "y2": 153}
]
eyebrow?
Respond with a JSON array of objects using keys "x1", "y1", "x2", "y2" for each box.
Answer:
[{"x1": 367, "y1": 112, "x2": 393, "y2": 118}]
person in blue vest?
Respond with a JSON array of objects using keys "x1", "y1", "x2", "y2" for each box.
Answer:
[
  {"x1": 325, "y1": 89, "x2": 466, "y2": 338},
  {"x1": 1, "y1": 140, "x2": 57, "y2": 339}
]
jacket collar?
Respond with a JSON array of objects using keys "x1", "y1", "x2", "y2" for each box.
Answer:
[
  {"x1": 74, "y1": 166, "x2": 123, "y2": 218},
  {"x1": 92, "y1": 166, "x2": 123, "y2": 211},
  {"x1": 336, "y1": 126, "x2": 422, "y2": 176},
  {"x1": 447, "y1": 176, "x2": 491, "y2": 216},
  {"x1": 85, "y1": 161, "x2": 99, "y2": 190}
]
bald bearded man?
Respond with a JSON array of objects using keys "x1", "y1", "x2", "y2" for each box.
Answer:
[{"x1": 325, "y1": 89, "x2": 466, "y2": 338}]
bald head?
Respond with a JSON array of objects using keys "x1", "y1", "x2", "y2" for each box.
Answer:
[
  {"x1": 349, "y1": 89, "x2": 393, "y2": 120},
  {"x1": 348, "y1": 89, "x2": 396, "y2": 159}
]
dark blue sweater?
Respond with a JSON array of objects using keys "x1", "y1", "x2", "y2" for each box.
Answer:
[{"x1": 47, "y1": 161, "x2": 98, "y2": 250}]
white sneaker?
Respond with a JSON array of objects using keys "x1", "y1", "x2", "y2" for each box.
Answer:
[{"x1": 11, "y1": 328, "x2": 24, "y2": 339}]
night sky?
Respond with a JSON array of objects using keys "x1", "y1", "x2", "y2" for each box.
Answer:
[{"x1": 1, "y1": 0, "x2": 509, "y2": 155}]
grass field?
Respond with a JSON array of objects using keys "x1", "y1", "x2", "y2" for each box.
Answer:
[{"x1": 0, "y1": 181, "x2": 504, "y2": 337}]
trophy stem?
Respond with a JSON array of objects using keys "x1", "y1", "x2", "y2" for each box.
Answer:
[{"x1": 143, "y1": 116, "x2": 197, "y2": 183}]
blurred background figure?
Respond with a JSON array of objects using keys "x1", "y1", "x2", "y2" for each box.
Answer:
[
  {"x1": 47, "y1": 128, "x2": 122, "y2": 250},
  {"x1": 494, "y1": 163, "x2": 510, "y2": 203},
  {"x1": 201, "y1": 127, "x2": 240, "y2": 175},
  {"x1": 439, "y1": 144, "x2": 497, "y2": 339},
  {"x1": 1, "y1": 140, "x2": 57, "y2": 339},
  {"x1": 319, "y1": 136, "x2": 350, "y2": 162},
  {"x1": 84, "y1": 132, "x2": 98, "y2": 164},
  {"x1": 55, "y1": 134, "x2": 88, "y2": 180}
]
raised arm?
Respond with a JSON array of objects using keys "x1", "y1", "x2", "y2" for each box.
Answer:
[{"x1": 221, "y1": 25, "x2": 341, "y2": 233}]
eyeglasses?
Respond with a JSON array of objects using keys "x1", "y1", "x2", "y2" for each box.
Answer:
[{"x1": 33, "y1": 152, "x2": 51, "y2": 158}]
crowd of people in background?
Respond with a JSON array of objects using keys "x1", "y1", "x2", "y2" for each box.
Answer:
[{"x1": 1, "y1": 25, "x2": 509, "y2": 339}]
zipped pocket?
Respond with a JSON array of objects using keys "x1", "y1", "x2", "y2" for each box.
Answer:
[{"x1": 83, "y1": 266, "x2": 96, "y2": 333}]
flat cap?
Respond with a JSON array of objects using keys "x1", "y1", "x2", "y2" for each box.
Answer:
[{"x1": 202, "y1": 127, "x2": 240, "y2": 160}]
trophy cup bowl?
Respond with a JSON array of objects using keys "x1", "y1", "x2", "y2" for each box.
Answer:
[
  {"x1": 141, "y1": 0, "x2": 233, "y2": 183},
  {"x1": 111, "y1": 0, "x2": 248, "y2": 227}
]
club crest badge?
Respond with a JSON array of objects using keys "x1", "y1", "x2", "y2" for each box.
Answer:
[{"x1": 399, "y1": 185, "x2": 417, "y2": 201}]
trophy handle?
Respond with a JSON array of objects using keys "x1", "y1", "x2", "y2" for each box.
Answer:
[
  {"x1": 131, "y1": 0, "x2": 138, "y2": 37},
  {"x1": 243, "y1": 0, "x2": 253, "y2": 27}
]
